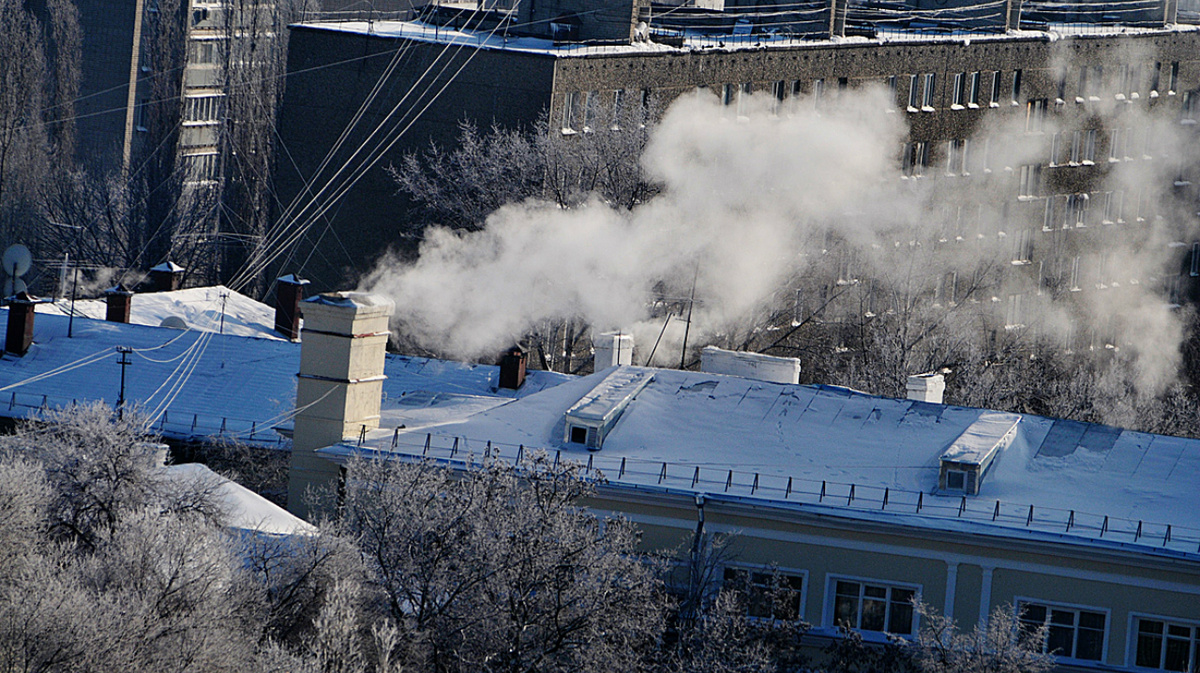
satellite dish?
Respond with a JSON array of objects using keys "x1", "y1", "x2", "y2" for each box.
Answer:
[
  {"x1": 2, "y1": 244, "x2": 31, "y2": 278},
  {"x1": 3, "y1": 279, "x2": 27, "y2": 297}
]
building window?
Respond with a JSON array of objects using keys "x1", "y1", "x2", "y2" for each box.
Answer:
[
  {"x1": 723, "y1": 567, "x2": 804, "y2": 621},
  {"x1": 1012, "y1": 228, "x2": 1033, "y2": 263},
  {"x1": 886, "y1": 75, "x2": 897, "y2": 109},
  {"x1": 1118, "y1": 64, "x2": 1139, "y2": 100},
  {"x1": 968, "y1": 71, "x2": 981, "y2": 107},
  {"x1": 1011, "y1": 69, "x2": 1023, "y2": 105},
  {"x1": 737, "y1": 82, "x2": 752, "y2": 119},
  {"x1": 1135, "y1": 617, "x2": 1200, "y2": 671},
  {"x1": 1049, "y1": 132, "x2": 1063, "y2": 166},
  {"x1": 1068, "y1": 193, "x2": 1089, "y2": 228},
  {"x1": 562, "y1": 92, "x2": 577, "y2": 133},
  {"x1": 832, "y1": 579, "x2": 918, "y2": 636},
  {"x1": 183, "y1": 152, "x2": 219, "y2": 183},
  {"x1": 1026, "y1": 98, "x2": 1047, "y2": 133},
  {"x1": 1082, "y1": 130, "x2": 1096, "y2": 164},
  {"x1": 951, "y1": 73, "x2": 965, "y2": 108},
  {"x1": 722, "y1": 83, "x2": 736, "y2": 107},
  {"x1": 1169, "y1": 62, "x2": 1179, "y2": 94},
  {"x1": 1005, "y1": 293, "x2": 1025, "y2": 329},
  {"x1": 990, "y1": 70, "x2": 1002, "y2": 107},
  {"x1": 921, "y1": 73, "x2": 936, "y2": 110},
  {"x1": 190, "y1": 39, "x2": 218, "y2": 64},
  {"x1": 1182, "y1": 91, "x2": 1196, "y2": 124},
  {"x1": 903, "y1": 142, "x2": 928, "y2": 178},
  {"x1": 611, "y1": 89, "x2": 624, "y2": 130},
  {"x1": 813, "y1": 78, "x2": 826, "y2": 108},
  {"x1": 1019, "y1": 164, "x2": 1040, "y2": 198},
  {"x1": 1151, "y1": 62, "x2": 1163, "y2": 95},
  {"x1": 907, "y1": 74, "x2": 919, "y2": 111},
  {"x1": 772, "y1": 80, "x2": 786, "y2": 115},
  {"x1": 1018, "y1": 602, "x2": 1107, "y2": 661},
  {"x1": 1108, "y1": 128, "x2": 1123, "y2": 162}
]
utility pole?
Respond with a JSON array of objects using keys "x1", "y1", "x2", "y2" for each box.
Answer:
[
  {"x1": 679, "y1": 266, "x2": 699, "y2": 370},
  {"x1": 116, "y1": 347, "x2": 132, "y2": 419},
  {"x1": 67, "y1": 261, "x2": 79, "y2": 338},
  {"x1": 219, "y1": 291, "x2": 228, "y2": 334}
]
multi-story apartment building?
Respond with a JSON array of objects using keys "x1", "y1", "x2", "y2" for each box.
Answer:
[{"x1": 276, "y1": 0, "x2": 1200, "y2": 334}]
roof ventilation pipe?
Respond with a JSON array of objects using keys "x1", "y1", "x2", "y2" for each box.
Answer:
[
  {"x1": 499, "y1": 346, "x2": 527, "y2": 390},
  {"x1": 593, "y1": 331, "x2": 633, "y2": 370},
  {"x1": 147, "y1": 261, "x2": 184, "y2": 292},
  {"x1": 287, "y1": 292, "x2": 394, "y2": 519},
  {"x1": 906, "y1": 372, "x2": 946, "y2": 404},
  {"x1": 104, "y1": 285, "x2": 133, "y2": 323},
  {"x1": 274, "y1": 274, "x2": 309, "y2": 340}
]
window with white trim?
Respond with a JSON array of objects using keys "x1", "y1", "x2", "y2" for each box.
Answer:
[
  {"x1": 1026, "y1": 98, "x2": 1047, "y2": 133},
  {"x1": 951, "y1": 73, "x2": 965, "y2": 108},
  {"x1": 1019, "y1": 164, "x2": 1040, "y2": 198},
  {"x1": 1017, "y1": 601, "x2": 1107, "y2": 661},
  {"x1": 990, "y1": 70, "x2": 1002, "y2": 107},
  {"x1": 1011, "y1": 69, "x2": 1023, "y2": 105},
  {"x1": 561, "y1": 92, "x2": 578, "y2": 133},
  {"x1": 1169, "y1": 62, "x2": 1179, "y2": 95},
  {"x1": 907, "y1": 74, "x2": 919, "y2": 111},
  {"x1": 921, "y1": 73, "x2": 936, "y2": 110},
  {"x1": 1134, "y1": 616, "x2": 1200, "y2": 672},
  {"x1": 968, "y1": 71, "x2": 981, "y2": 107},
  {"x1": 832, "y1": 579, "x2": 918, "y2": 635},
  {"x1": 723, "y1": 567, "x2": 804, "y2": 621}
]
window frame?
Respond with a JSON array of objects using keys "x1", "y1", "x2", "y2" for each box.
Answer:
[
  {"x1": 1128, "y1": 613, "x2": 1200, "y2": 672},
  {"x1": 1016, "y1": 598, "x2": 1110, "y2": 663},
  {"x1": 722, "y1": 565, "x2": 808, "y2": 622},
  {"x1": 827, "y1": 575, "x2": 922, "y2": 638}
]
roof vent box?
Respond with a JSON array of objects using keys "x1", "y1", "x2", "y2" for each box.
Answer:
[
  {"x1": 700, "y1": 346, "x2": 800, "y2": 384},
  {"x1": 938, "y1": 411, "x2": 1020, "y2": 495},
  {"x1": 563, "y1": 366, "x2": 654, "y2": 450}
]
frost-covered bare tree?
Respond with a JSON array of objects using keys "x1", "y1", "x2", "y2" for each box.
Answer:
[
  {"x1": 334, "y1": 453, "x2": 667, "y2": 673},
  {"x1": 908, "y1": 602, "x2": 1053, "y2": 673},
  {"x1": 391, "y1": 99, "x2": 660, "y2": 236}
]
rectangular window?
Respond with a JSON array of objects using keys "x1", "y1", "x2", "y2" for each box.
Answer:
[
  {"x1": 1135, "y1": 617, "x2": 1200, "y2": 671},
  {"x1": 813, "y1": 78, "x2": 826, "y2": 108},
  {"x1": 183, "y1": 151, "x2": 219, "y2": 183},
  {"x1": 1013, "y1": 228, "x2": 1033, "y2": 263},
  {"x1": 1011, "y1": 69, "x2": 1023, "y2": 105},
  {"x1": 611, "y1": 89, "x2": 624, "y2": 130},
  {"x1": 946, "y1": 140, "x2": 964, "y2": 175},
  {"x1": 1050, "y1": 132, "x2": 1063, "y2": 166},
  {"x1": 1005, "y1": 293, "x2": 1025, "y2": 329},
  {"x1": 990, "y1": 70, "x2": 1002, "y2": 107},
  {"x1": 722, "y1": 83, "x2": 736, "y2": 107},
  {"x1": 908, "y1": 74, "x2": 920, "y2": 110},
  {"x1": 583, "y1": 91, "x2": 598, "y2": 131},
  {"x1": 945, "y1": 469, "x2": 967, "y2": 491},
  {"x1": 562, "y1": 92, "x2": 577, "y2": 132},
  {"x1": 1078, "y1": 66, "x2": 1090, "y2": 101},
  {"x1": 724, "y1": 567, "x2": 804, "y2": 621},
  {"x1": 1019, "y1": 602, "x2": 1106, "y2": 661},
  {"x1": 1169, "y1": 62, "x2": 1179, "y2": 94},
  {"x1": 1068, "y1": 193, "x2": 1089, "y2": 228},
  {"x1": 1026, "y1": 98, "x2": 1047, "y2": 133},
  {"x1": 1019, "y1": 164, "x2": 1041, "y2": 198},
  {"x1": 1109, "y1": 128, "x2": 1123, "y2": 162},
  {"x1": 1151, "y1": 62, "x2": 1162, "y2": 95},
  {"x1": 833, "y1": 579, "x2": 918, "y2": 635},
  {"x1": 951, "y1": 73, "x2": 965, "y2": 108},
  {"x1": 886, "y1": 75, "x2": 898, "y2": 109},
  {"x1": 1043, "y1": 196, "x2": 1057, "y2": 231},
  {"x1": 921, "y1": 73, "x2": 936, "y2": 110},
  {"x1": 903, "y1": 142, "x2": 929, "y2": 178},
  {"x1": 1183, "y1": 91, "x2": 1196, "y2": 124},
  {"x1": 1083, "y1": 129, "x2": 1096, "y2": 164},
  {"x1": 968, "y1": 71, "x2": 981, "y2": 107},
  {"x1": 737, "y1": 82, "x2": 752, "y2": 119}
]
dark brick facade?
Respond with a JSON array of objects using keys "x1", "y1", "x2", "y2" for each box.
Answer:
[{"x1": 275, "y1": 22, "x2": 1200, "y2": 303}]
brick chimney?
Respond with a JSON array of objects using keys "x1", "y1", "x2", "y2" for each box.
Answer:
[
  {"x1": 499, "y1": 345, "x2": 527, "y2": 390},
  {"x1": 5, "y1": 292, "x2": 38, "y2": 356},
  {"x1": 104, "y1": 286, "x2": 133, "y2": 323},
  {"x1": 147, "y1": 261, "x2": 184, "y2": 292},
  {"x1": 274, "y1": 274, "x2": 309, "y2": 340},
  {"x1": 288, "y1": 292, "x2": 393, "y2": 519},
  {"x1": 906, "y1": 372, "x2": 946, "y2": 404}
]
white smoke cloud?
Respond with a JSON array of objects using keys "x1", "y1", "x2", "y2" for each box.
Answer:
[{"x1": 362, "y1": 74, "x2": 1197, "y2": 395}]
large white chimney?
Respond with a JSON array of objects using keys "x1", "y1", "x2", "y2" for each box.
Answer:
[
  {"x1": 593, "y1": 331, "x2": 634, "y2": 370},
  {"x1": 906, "y1": 372, "x2": 946, "y2": 404},
  {"x1": 287, "y1": 292, "x2": 393, "y2": 518}
]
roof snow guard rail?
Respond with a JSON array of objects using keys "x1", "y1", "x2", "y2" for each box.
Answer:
[{"x1": 338, "y1": 429, "x2": 1200, "y2": 559}]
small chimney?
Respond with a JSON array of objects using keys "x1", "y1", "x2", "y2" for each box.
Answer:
[
  {"x1": 104, "y1": 285, "x2": 133, "y2": 323},
  {"x1": 499, "y1": 345, "x2": 527, "y2": 390},
  {"x1": 906, "y1": 372, "x2": 946, "y2": 404},
  {"x1": 147, "y1": 261, "x2": 184, "y2": 292},
  {"x1": 593, "y1": 331, "x2": 634, "y2": 370},
  {"x1": 274, "y1": 274, "x2": 309, "y2": 340},
  {"x1": 5, "y1": 292, "x2": 38, "y2": 356}
]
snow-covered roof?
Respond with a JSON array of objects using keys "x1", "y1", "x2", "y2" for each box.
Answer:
[
  {"x1": 0, "y1": 308, "x2": 572, "y2": 448},
  {"x1": 162, "y1": 462, "x2": 316, "y2": 536},
  {"x1": 294, "y1": 17, "x2": 1200, "y2": 58},
  {"x1": 36, "y1": 285, "x2": 285, "y2": 340},
  {"x1": 330, "y1": 365, "x2": 1200, "y2": 561},
  {"x1": 565, "y1": 367, "x2": 654, "y2": 425}
]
